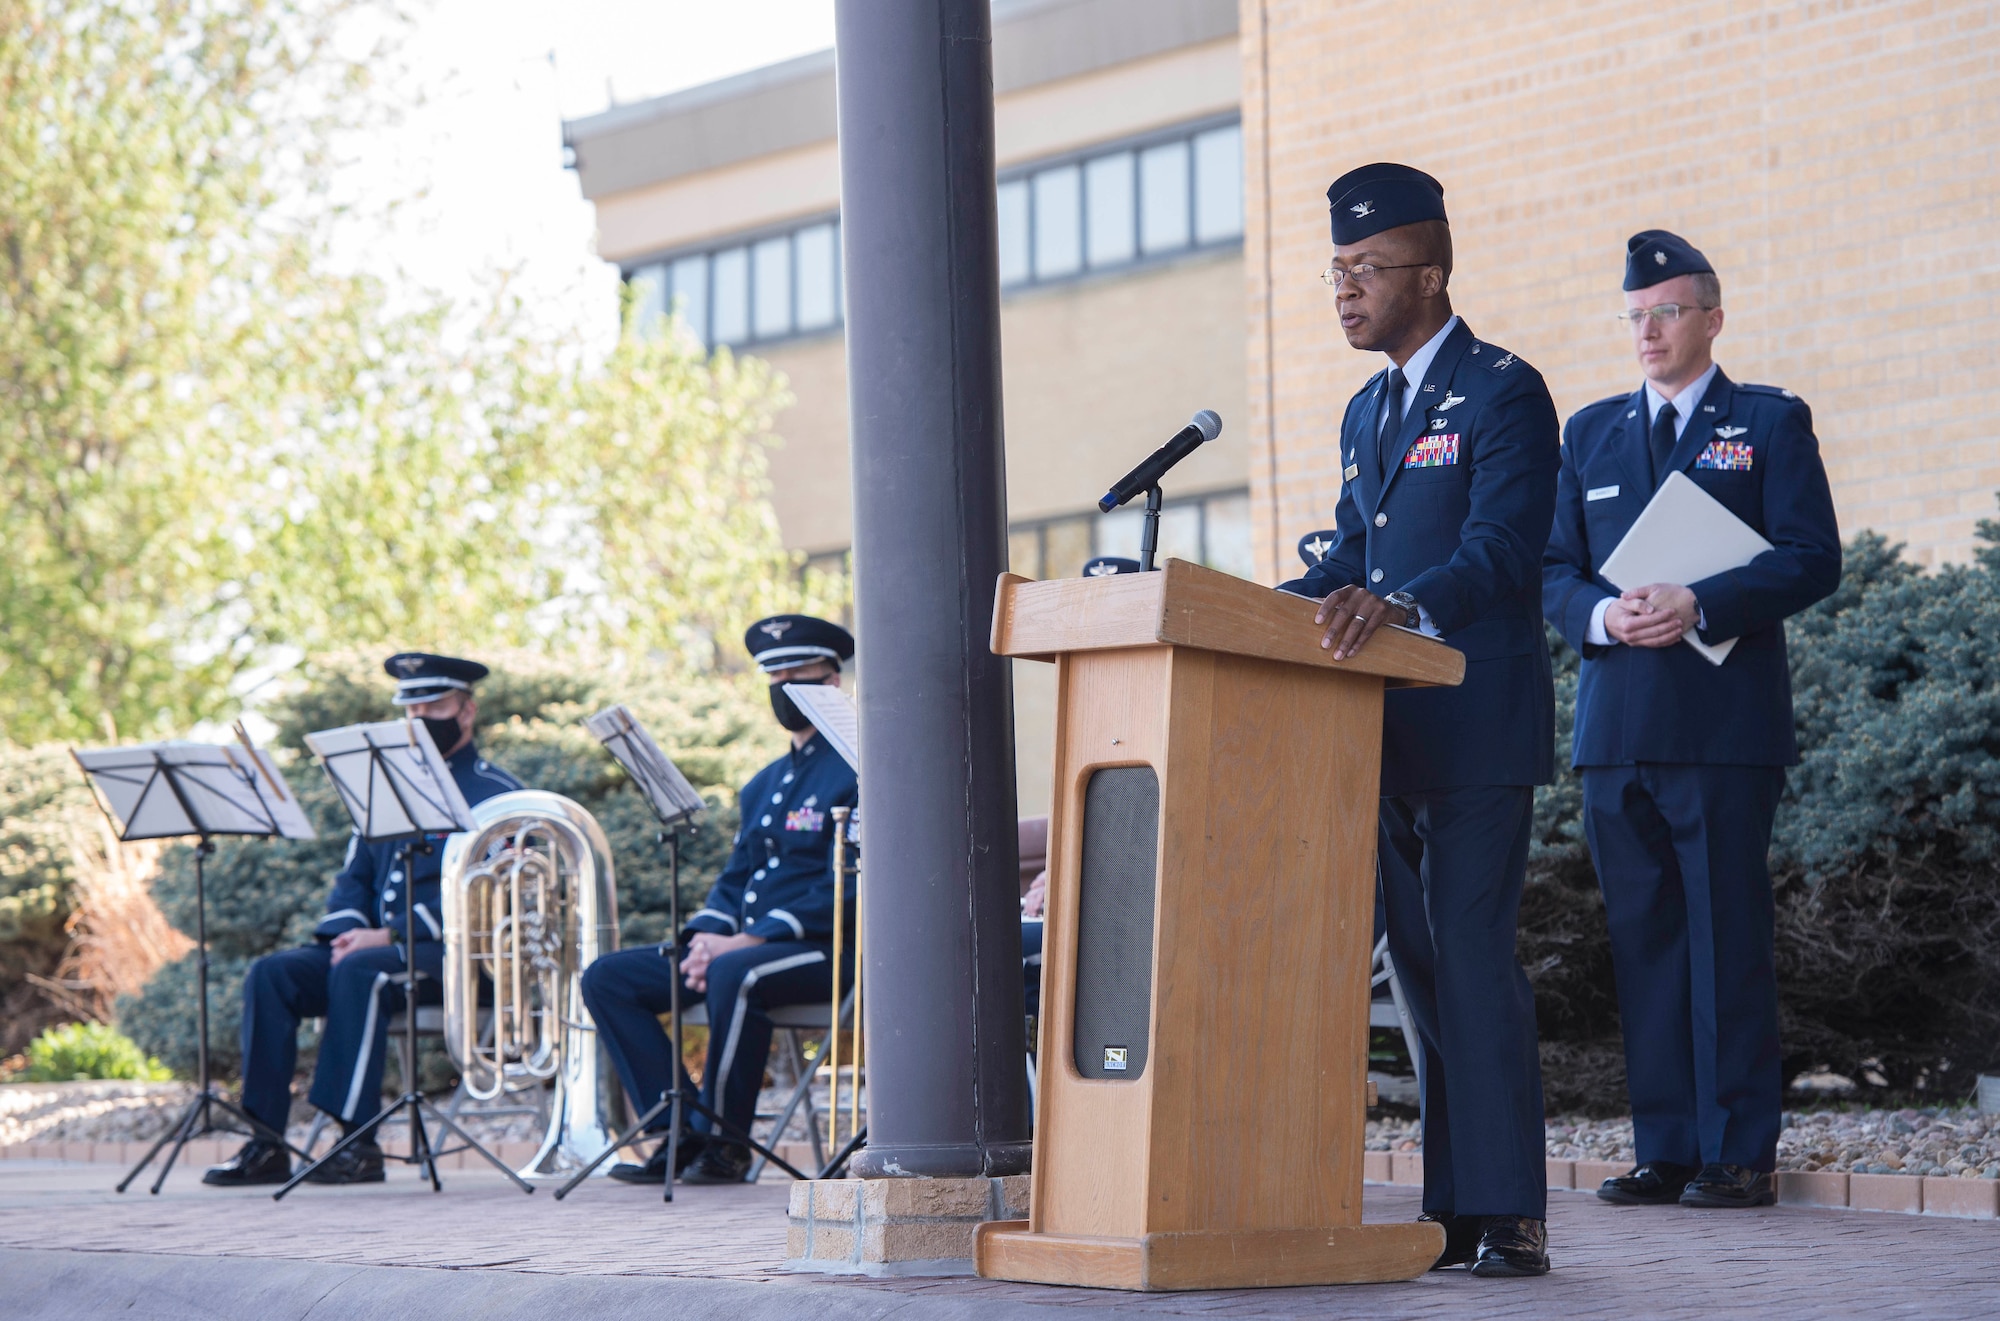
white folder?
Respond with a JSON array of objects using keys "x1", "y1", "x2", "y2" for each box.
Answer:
[{"x1": 1596, "y1": 471, "x2": 1772, "y2": 666}]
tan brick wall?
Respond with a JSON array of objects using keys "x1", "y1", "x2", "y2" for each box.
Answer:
[{"x1": 1240, "y1": 0, "x2": 2000, "y2": 581}]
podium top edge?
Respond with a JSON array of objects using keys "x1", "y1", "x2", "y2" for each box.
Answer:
[{"x1": 989, "y1": 561, "x2": 1464, "y2": 687}]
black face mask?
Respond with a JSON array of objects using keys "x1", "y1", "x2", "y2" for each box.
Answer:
[
  {"x1": 419, "y1": 714, "x2": 464, "y2": 755},
  {"x1": 769, "y1": 678, "x2": 827, "y2": 732}
]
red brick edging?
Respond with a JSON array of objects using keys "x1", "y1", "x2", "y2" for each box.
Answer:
[{"x1": 1363, "y1": 1152, "x2": 2000, "y2": 1221}]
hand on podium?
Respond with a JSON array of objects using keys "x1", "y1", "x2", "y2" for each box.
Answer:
[{"x1": 1314, "y1": 585, "x2": 1404, "y2": 660}]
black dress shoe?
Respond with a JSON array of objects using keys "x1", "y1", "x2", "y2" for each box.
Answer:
[
  {"x1": 303, "y1": 1138, "x2": 385, "y2": 1185},
  {"x1": 202, "y1": 1140, "x2": 291, "y2": 1187},
  {"x1": 1419, "y1": 1211, "x2": 1483, "y2": 1270},
  {"x1": 608, "y1": 1132, "x2": 707, "y2": 1184},
  {"x1": 1468, "y1": 1215, "x2": 1549, "y2": 1277},
  {"x1": 1597, "y1": 1160, "x2": 1698, "y2": 1206},
  {"x1": 680, "y1": 1141, "x2": 754, "y2": 1185},
  {"x1": 1678, "y1": 1163, "x2": 1774, "y2": 1208}
]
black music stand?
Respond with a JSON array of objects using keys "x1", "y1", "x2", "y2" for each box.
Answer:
[
  {"x1": 275, "y1": 719, "x2": 531, "y2": 1199},
  {"x1": 73, "y1": 728, "x2": 319, "y2": 1194},
  {"x1": 562, "y1": 705, "x2": 820, "y2": 1200}
]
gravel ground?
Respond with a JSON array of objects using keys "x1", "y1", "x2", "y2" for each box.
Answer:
[
  {"x1": 2, "y1": 1072, "x2": 846, "y2": 1156},
  {"x1": 1367, "y1": 1107, "x2": 2000, "y2": 1180}
]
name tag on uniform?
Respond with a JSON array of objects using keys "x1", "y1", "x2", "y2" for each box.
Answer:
[
  {"x1": 1586, "y1": 485, "x2": 1620, "y2": 501},
  {"x1": 1695, "y1": 440, "x2": 1754, "y2": 471},
  {"x1": 1402, "y1": 433, "x2": 1459, "y2": 468},
  {"x1": 1343, "y1": 463, "x2": 1359, "y2": 481}
]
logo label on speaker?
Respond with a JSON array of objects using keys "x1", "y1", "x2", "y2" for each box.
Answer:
[{"x1": 1102, "y1": 1046, "x2": 1129, "y2": 1071}]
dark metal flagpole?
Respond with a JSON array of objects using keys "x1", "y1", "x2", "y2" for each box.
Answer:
[{"x1": 835, "y1": 0, "x2": 1030, "y2": 1178}]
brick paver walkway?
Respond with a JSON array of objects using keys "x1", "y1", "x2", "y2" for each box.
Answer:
[{"x1": 3, "y1": 1158, "x2": 1996, "y2": 1318}]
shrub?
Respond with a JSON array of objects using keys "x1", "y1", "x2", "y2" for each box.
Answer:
[
  {"x1": 119, "y1": 653, "x2": 778, "y2": 1078},
  {"x1": 19, "y1": 1021, "x2": 171, "y2": 1082},
  {"x1": 1524, "y1": 520, "x2": 2000, "y2": 1112}
]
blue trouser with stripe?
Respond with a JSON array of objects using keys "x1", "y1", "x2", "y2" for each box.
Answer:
[
  {"x1": 238, "y1": 941, "x2": 443, "y2": 1137},
  {"x1": 1378, "y1": 784, "x2": 1547, "y2": 1220},
  {"x1": 1583, "y1": 763, "x2": 1785, "y2": 1172},
  {"x1": 580, "y1": 941, "x2": 840, "y2": 1143}
]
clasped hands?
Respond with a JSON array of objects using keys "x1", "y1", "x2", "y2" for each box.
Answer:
[
  {"x1": 679, "y1": 931, "x2": 765, "y2": 992},
  {"x1": 1605, "y1": 582, "x2": 1699, "y2": 648}
]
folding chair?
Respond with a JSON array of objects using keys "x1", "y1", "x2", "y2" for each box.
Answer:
[
  {"x1": 1368, "y1": 934, "x2": 1424, "y2": 1091},
  {"x1": 680, "y1": 989, "x2": 854, "y2": 1180}
]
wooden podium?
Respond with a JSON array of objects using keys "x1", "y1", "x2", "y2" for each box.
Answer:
[{"x1": 975, "y1": 559, "x2": 1465, "y2": 1291}]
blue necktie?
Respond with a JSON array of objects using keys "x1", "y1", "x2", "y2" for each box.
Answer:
[
  {"x1": 1649, "y1": 402, "x2": 1678, "y2": 488},
  {"x1": 1378, "y1": 366, "x2": 1407, "y2": 471}
]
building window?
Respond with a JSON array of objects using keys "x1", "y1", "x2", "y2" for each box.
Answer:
[
  {"x1": 1000, "y1": 114, "x2": 1242, "y2": 294},
  {"x1": 626, "y1": 216, "x2": 844, "y2": 349},
  {"x1": 620, "y1": 114, "x2": 1242, "y2": 344},
  {"x1": 1005, "y1": 488, "x2": 1253, "y2": 582}
]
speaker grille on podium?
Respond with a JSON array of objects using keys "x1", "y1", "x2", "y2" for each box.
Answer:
[{"x1": 1072, "y1": 767, "x2": 1160, "y2": 1081}]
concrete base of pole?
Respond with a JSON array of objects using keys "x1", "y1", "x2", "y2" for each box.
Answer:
[{"x1": 786, "y1": 1175, "x2": 1032, "y2": 1277}]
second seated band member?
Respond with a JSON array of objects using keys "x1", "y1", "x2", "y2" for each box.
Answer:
[
  {"x1": 204, "y1": 653, "x2": 523, "y2": 1186},
  {"x1": 1279, "y1": 163, "x2": 1559, "y2": 1277},
  {"x1": 1543, "y1": 231, "x2": 1840, "y2": 1209},
  {"x1": 582, "y1": 613, "x2": 857, "y2": 1187}
]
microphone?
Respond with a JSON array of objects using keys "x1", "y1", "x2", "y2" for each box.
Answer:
[{"x1": 1098, "y1": 410, "x2": 1222, "y2": 512}]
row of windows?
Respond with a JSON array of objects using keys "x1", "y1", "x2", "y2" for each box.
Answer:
[
  {"x1": 997, "y1": 120, "x2": 1242, "y2": 289},
  {"x1": 628, "y1": 219, "x2": 841, "y2": 351},
  {"x1": 625, "y1": 115, "x2": 1243, "y2": 349}
]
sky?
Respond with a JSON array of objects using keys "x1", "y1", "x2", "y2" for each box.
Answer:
[{"x1": 328, "y1": 0, "x2": 836, "y2": 345}]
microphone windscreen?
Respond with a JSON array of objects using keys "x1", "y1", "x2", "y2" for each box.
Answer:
[{"x1": 1190, "y1": 410, "x2": 1222, "y2": 442}]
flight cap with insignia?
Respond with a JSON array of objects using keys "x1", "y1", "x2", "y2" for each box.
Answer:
[
  {"x1": 745, "y1": 614, "x2": 855, "y2": 674},
  {"x1": 1326, "y1": 163, "x2": 1447, "y2": 245},
  {"x1": 383, "y1": 652, "x2": 489, "y2": 706},
  {"x1": 1624, "y1": 229, "x2": 1714, "y2": 291},
  {"x1": 1081, "y1": 556, "x2": 1142, "y2": 578}
]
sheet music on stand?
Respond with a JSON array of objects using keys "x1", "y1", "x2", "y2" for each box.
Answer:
[
  {"x1": 582, "y1": 705, "x2": 706, "y2": 829},
  {"x1": 783, "y1": 684, "x2": 860, "y2": 773},
  {"x1": 302, "y1": 719, "x2": 473, "y2": 839},
  {"x1": 72, "y1": 738, "x2": 316, "y2": 842}
]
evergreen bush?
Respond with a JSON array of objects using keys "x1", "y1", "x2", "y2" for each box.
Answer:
[{"x1": 1523, "y1": 520, "x2": 2000, "y2": 1112}]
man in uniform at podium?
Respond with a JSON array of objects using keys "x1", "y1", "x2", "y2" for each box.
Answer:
[
  {"x1": 204, "y1": 653, "x2": 524, "y2": 1187},
  {"x1": 1543, "y1": 232, "x2": 1840, "y2": 1209},
  {"x1": 582, "y1": 613, "x2": 858, "y2": 1187},
  {"x1": 1281, "y1": 163, "x2": 1558, "y2": 1277}
]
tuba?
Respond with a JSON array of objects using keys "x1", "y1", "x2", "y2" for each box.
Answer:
[{"x1": 439, "y1": 789, "x2": 626, "y2": 1178}]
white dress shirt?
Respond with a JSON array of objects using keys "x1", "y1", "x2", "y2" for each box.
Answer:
[{"x1": 1585, "y1": 361, "x2": 1721, "y2": 646}]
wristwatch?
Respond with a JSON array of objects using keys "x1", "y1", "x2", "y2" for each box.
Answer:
[{"x1": 1383, "y1": 591, "x2": 1421, "y2": 629}]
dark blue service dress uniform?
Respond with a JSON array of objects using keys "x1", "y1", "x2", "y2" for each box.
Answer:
[
  {"x1": 238, "y1": 742, "x2": 522, "y2": 1136},
  {"x1": 1284, "y1": 317, "x2": 1559, "y2": 1220},
  {"x1": 580, "y1": 732, "x2": 857, "y2": 1144},
  {"x1": 1543, "y1": 371, "x2": 1840, "y2": 1172}
]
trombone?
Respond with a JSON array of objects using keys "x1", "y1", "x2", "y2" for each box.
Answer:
[{"x1": 826, "y1": 805, "x2": 863, "y2": 1158}]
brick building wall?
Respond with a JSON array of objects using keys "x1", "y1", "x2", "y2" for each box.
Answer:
[{"x1": 1240, "y1": 0, "x2": 2000, "y2": 582}]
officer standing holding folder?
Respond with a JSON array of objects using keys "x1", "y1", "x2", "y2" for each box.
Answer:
[{"x1": 1543, "y1": 231, "x2": 1841, "y2": 1209}]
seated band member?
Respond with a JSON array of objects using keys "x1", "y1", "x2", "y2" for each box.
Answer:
[
  {"x1": 205, "y1": 654, "x2": 523, "y2": 1186},
  {"x1": 582, "y1": 614, "x2": 858, "y2": 1186}
]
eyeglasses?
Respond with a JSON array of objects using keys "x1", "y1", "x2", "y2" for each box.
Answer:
[
  {"x1": 1613, "y1": 303, "x2": 1716, "y2": 326},
  {"x1": 1321, "y1": 261, "x2": 1431, "y2": 289}
]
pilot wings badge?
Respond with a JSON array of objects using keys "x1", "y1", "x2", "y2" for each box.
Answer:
[
  {"x1": 1715, "y1": 425, "x2": 1748, "y2": 439},
  {"x1": 1438, "y1": 392, "x2": 1466, "y2": 411}
]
